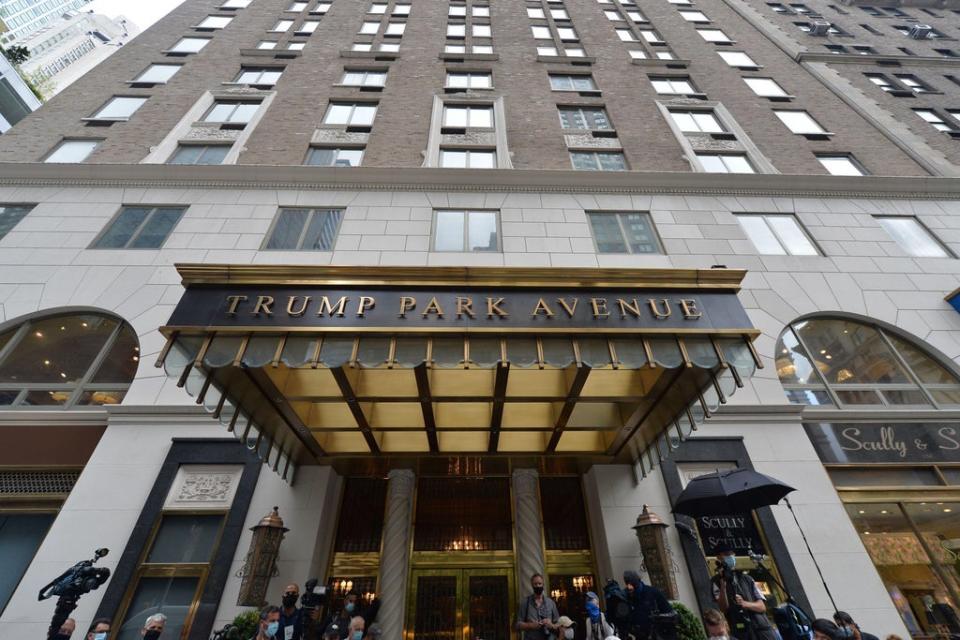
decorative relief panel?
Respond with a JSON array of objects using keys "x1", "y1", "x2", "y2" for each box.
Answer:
[
  {"x1": 440, "y1": 131, "x2": 497, "y2": 146},
  {"x1": 686, "y1": 133, "x2": 743, "y2": 152},
  {"x1": 164, "y1": 464, "x2": 244, "y2": 511},
  {"x1": 185, "y1": 124, "x2": 242, "y2": 141},
  {"x1": 311, "y1": 129, "x2": 371, "y2": 144},
  {"x1": 564, "y1": 134, "x2": 621, "y2": 149}
]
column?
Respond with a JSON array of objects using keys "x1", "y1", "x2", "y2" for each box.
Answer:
[
  {"x1": 377, "y1": 468, "x2": 416, "y2": 640},
  {"x1": 512, "y1": 468, "x2": 546, "y2": 589}
]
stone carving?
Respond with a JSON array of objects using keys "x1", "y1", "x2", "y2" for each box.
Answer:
[
  {"x1": 687, "y1": 133, "x2": 743, "y2": 152},
  {"x1": 311, "y1": 129, "x2": 370, "y2": 144},
  {"x1": 164, "y1": 465, "x2": 243, "y2": 510},
  {"x1": 178, "y1": 472, "x2": 235, "y2": 502},
  {"x1": 564, "y1": 134, "x2": 621, "y2": 149},
  {"x1": 513, "y1": 468, "x2": 546, "y2": 588},
  {"x1": 185, "y1": 124, "x2": 241, "y2": 141},
  {"x1": 378, "y1": 469, "x2": 415, "y2": 640},
  {"x1": 440, "y1": 132, "x2": 497, "y2": 146}
]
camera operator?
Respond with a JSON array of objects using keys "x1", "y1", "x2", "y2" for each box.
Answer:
[
  {"x1": 711, "y1": 544, "x2": 776, "y2": 640},
  {"x1": 622, "y1": 571, "x2": 673, "y2": 640}
]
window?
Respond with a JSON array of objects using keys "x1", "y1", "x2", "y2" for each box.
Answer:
[
  {"x1": 203, "y1": 101, "x2": 260, "y2": 124},
  {"x1": 44, "y1": 140, "x2": 99, "y2": 163},
  {"x1": 650, "y1": 76, "x2": 696, "y2": 95},
  {"x1": 257, "y1": 41, "x2": 278, "y2": 49},
  {"x1": 433, "y1": 210, "x2": 499, "y2": 251},
  {"x1": 639, "y1": 29, "x2": 664, "y2": 43},
  {"x1": 680, "y1": 10, "x2": 710, "y2": 21},
  {"x1": 443, "y1": 105, "x2": 493, "y2": 128},
  {"x1": 450, "y1": 5, "x2": 467, "y2": 16},
  {"x1": 776, "y1": 317, "x2": 960, "y2": 406},
  {"x1": 0, "y1": 205, "x2": 33, "y2": 240},
  {"x1": 557, "y1": 27, "x2": 579, "y2": 41},
  {"x1": 323, "y1": 102, "x2": 378, "y2": 126},
  {"x1": 221, "y1": 0, "x2": 252, "y2": 6},
  {"x1": 394, "y1": 4, "x2": 412, "y2": 14},
  {"x1": 558, "y1": 106, "x2": 612, "y2": 130},
  {"x1": 439, "y1": 148, "x2": 496, "y2": 168},
  {"x1": 0, "y1": 311, "x2": 140, "y2": 408},
  {"x1": 626, "y1": 10, "x2": 646, "y2": 21},
  {"x1": 289, "y1": 1, "x2": 308, "y2": 9},
  {"x1": 361, "y1": 20, "x2": 381, "y2": 34},
  {"x1": 529, "y1": 8, "x2": 546, "y2": 18},
  {"x1": 698, "y1": 29, "x2": 733, "y2": 43},
  {"x1": 369, "y1": 3, "x2": 388, "y2": 13},
  {"x1": 447, "y1": 24, "x2": 466, "y2": 38},
  {"x1": 669, "y1": 109, "x2": 724, "y2": 133},
  {"x1": 133, "y1": 64, "x2": 181, "y2": 84},
  {"x1": 92, "y1": 206, "x2": 186, "y2": 249},
  {"x1": 168, "y1": 145, "x2": 231, "y2": 165},
  {"x1": 236, "y1": 68, "x2": 283, "y2": 86},
  {"x1": 305, "y1": 147, "x2": 364, "y2": 167},
  {"x1": 169, "y1": 37, "x2": 210, "y2": 54},
  {"x1": 551, "y1": 8, "x2": 569, "y2": 19},
  {"x1": 386, "y1": 22, "x2": 406, "y2": 36},
  {"x1": 774, "y1": 110, "x2": 828, "y2": 135},
  {"x1": 532, "y1": 26, "x2": 552, "y2": 39},
  {"x1": 446, "y1": 72, "x2": 492, "y2": 89},
  {"x1": 587, "y1": 212, "x2": 661, "y2": 254},
  {"x1": 341, "y1": 70, "x2": 386, "y2": 86},
  {"x1": 549, "y1": 74, "x2": 597, "y2": 91},
  {"x1": 445, "y1": 44, "x2": 466, "y2": 53},
  {"x1": 288, "y1": 42, "x2": 307, "y2": 50},
  {"x1": 472, "y1": 24, "x2": 491, "y2": 38},
  {"x1": 743, "y1": 77, "x2": 789, "y2": 97},
  {"x1": 817, "y1": 154, "x2": 865, "y2": 176},
  {"x1": 825, "y1": 44, "x2": 847, "y2": 54},
  {"x1": 314, "y1": 2, "x2": 333, "y2": 12},
  {"x1": 271, "y1": 19, "x2": 294, "y2": 31},
  {"x1": 696, "y1": 153, "x2": 755, "y2": 173},
  {"x1": 197, "y1": 15, "x2": 232, "y2": 29},
  {"x1": 90, "y1": 96, "x2": 146, "y2": 121},
  {"x1": 768, "y1": 2, "x2": 791, "y2": 12},
  {"x1": 717, "y1": 51, "x2": 757, "y2": 68},
  {"x1": 299, "y1": 20, "x2": 320, "y2": 33},
  {"x1": 474, "y1": 6, "x2": 490, "y2": 16},
  {"x1": 264, "y1": 208, "x2": 344, "y2": 250},
  {"x1": 616, "y1": 29, "x2": 636, "y2": 41},
  {"x1": 936, "y1": 49, "x2": 959, "y2": 58},
  {"x1": 379, "y1": 42, "x2": 400, "y2": 52},
  {"x1": 605, "y1": 10, "x2": 624, "y2": 20},
  {"x1": 895, "y1": 74, "x2": 935, "y2": 93},
  {"x1": 853, "y1": 45, "x2": 876, "y2": 54},
  {"x1": 538, "y1": 46, "x2": 558, "y2": 56},
  {"x1": 866, "y1": 73, "x2": 896, "y2": 92},
  {"x1": 570, "y1": 151, "x2": 628, "y2": 171},
  {"x1": 0, "y1": 514, "x2": 55, "y2": 613},
  {"x1": 915, "y1": 109, "x2": 956, "y2": 133},
  {"x1": 876, "y1": 216, "x2": 952, "y2": 258},
  {"x1": 736, "y1": 214, "x2": 818, "y2": 255}
]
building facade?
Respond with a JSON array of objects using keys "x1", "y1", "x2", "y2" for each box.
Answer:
[
  {"x1": 0, "y1": 1, "x2": 960, "y2": 640},
  {"x1": 0, "y1": 0, "x2": 92, "y2": 45}
]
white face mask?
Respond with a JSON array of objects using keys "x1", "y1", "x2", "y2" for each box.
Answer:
[{"x1": 564, "y1": 629, "x2": 574, "y2": 640}]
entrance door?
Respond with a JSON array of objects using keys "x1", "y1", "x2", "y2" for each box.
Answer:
[{"x1": 408, "y1": 569, "x2": 514, "y2": 640}]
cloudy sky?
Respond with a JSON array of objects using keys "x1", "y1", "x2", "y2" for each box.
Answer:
[{"x1": 87, "y1": 0, "x2": 188, "y2": 32}]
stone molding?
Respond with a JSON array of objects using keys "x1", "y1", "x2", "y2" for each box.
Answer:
[
  {"x1": 512, "y1": 468, "x2": 546, "y2": 589},
  {"x1": 378, "y1": 468, "x2": 416, "y2": 640},
  {"x1": 163, "y1": 464, "x2": 244, "y2": 510}
]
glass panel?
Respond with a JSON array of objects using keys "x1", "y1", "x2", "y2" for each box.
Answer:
[
  {"x1": 357, "y1": 337, "x2": 391, "y2": 367},
  {"x1": 147, "y1": 514, "x2": 223, "y2": 563},
  {"x1": 877, "y1": 217, "x2": 948, "y2": 258},
  {"x1": 281, "y1": 336, "x2": 319, "y2": 367},
  {"x1": 542, "y1": 338, "x2": 575, "y2": 367},
  {"x1": 95, "y1": 97, "x2": 145, "y2": 119},
  {"x1": 302, "y1": 209, "x2": 342, "y2": 251},
  {"x1": 168, "y1": 146, "x2": 203, "y2": 165},
  {"x1": 622, "y1": 213, "x2": 659, "y2": 253},
  {"x1": 435, "y1": 210, "x2": 465, "y2": 251},
  {"x1": 540, "y1": 477, "x2": 590, "y2": 549},
  {"x1": 775, "y1": 328, "x2": 821, "y2": 384},
  {"x1": 506, "y1": 337, "x2": 538, "y2": 368},
  {"x1": 414, "y1": 477, "x2": 512, "y2": 551},
  {"x1": 266, "y1": 209, "x2": 309, "y2": 249},
  {"x1": 395, "y1": 337, "x2": 428, "y2": 367},
  {"x1": 21, "y1": 390, "x2": 70, "y2": 405},
  {"x1": 115, "y1": 576, "x2": 199, "y2": 640},
  {"x1": 90, "y1": 324, "x2": 139, "y2": 383},
  {"x1": 828, "y1": 468, "x2": 940, "y2": 487},
  {"x1": 649, "y1": 338, "x2": 683, "y2": 368},
  {"x1": 46, "y1": 140, "x2": 98, "y2": 163},
  {"x1": 76, "y1": 389, "x2": 127, "y2": 406},
  {"x1": 579, "y1": 338, "x2": 611, "y2": 367},
  {"x1": 471, "y1": 337, "x2": 502, "y2": 367},
  {"x1": 94, "y1": 207, "x2": 151, "y2": 248},
  {"x1": 784, "y1": 388, "x2": 832, "y2": 405},
  {"x1": 0, "y1": 514, "x2": 54, "y2": 614},
  {"x1": 320, "y1": 336, "x2": 354, "y2": 367},
  {"x1": 0, "y1": 315, "x2": 118, "y2": 384},
  {"x1": 0, "y1": 390, "x2": 18, "y2": 405},
  {"x1": 836, "y1": 389, "x2": 882, "y2": 405},
  {"x1": 412, "y1": 576, "x2": 457, "y2": 640},
  {"x1": 130, "y1": 208, "x2": 184, "y2": 249},
  {"x1": 588, "y1": 214, "x2": 627, "y2": 253},
  {"x1": 468, "y1": 211, "x2": 497, "y2": 251},
  {"x1": 882, "y1": 389, "x2": 931, "y2": 405},
  {"x1": 0, "y1": 205, "x2": 32, "y2": 239},
  {"x1": 794, "y1": 318, "x2": 911, "y2": 385},
  {"x1": 767, "y1": 216, "x2": 818, "y2": 255},
  {"x1": 469, "y1": 575, "x2": 510, "y2": 640},
  {"x1": 933, "y1": 390, "x2": 960, "y2": 406},
  {"x1": 613, "y1": 338, "x2": 647, "y2": 368},
  {"x1": 432, "y1": 337, "x2": 464, "y2": 368},
  {"x1": 333, "y1": 480, "x2": 388, "y2": 554}
]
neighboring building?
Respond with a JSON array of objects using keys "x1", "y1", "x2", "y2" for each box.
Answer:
[
  {"x1": 0, "y1": 52, "x2": 40, "y2": 131},
  {"x1": 0, "y1": 0, "x2": 92, "y2": 46},
  {"x1": 2, "y1": 1, "x2": 960, "y2": 640},
  {"x1": 17, "y1": 11, "x2": 139, "y2": 97}
]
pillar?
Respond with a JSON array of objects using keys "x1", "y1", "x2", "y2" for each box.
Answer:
[
  {"x1": 512, "y1": 468, "x2": 546, "y2": 589},
  {"x1": 377, "y1": 469, "x2": 416, "y2": 640}
]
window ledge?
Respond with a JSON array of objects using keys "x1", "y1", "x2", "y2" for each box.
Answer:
[
  {"x1": 162, "y1": 50, "x2": 198, "y2": 56},
  {"x1": 800, "y1": 132, "x2": 834, "y2": 140},
  {"x1": 763, "y1": 94, "x2": 796, "y2": 101},
  {"x1": 239, "y1": 48, "x2": 301, "y2": 59},
  {"x1": 81, "y1": 118, "x2": 127, "y2": 125},
  {"x1": 630, "y1": 58, "x2": 691, "y2": 68},
  {"x1": 537, "y1": 55, "x2": 596, "y2": 64},
  {"x1": 221, "y1": 81, "x2": 276, "y2": 90},
  {"x1": 341, "y1": 50, "x2": 400, "y2": 60},
  {"x1": 126, "y1": 81, "x2": 166, "y2": 88},
  {"x1": 440, "y1": 52, "x2": 499, "y2": 61},
  {"x1": 443, "y1": 86, "x2": 495, "y2": 93}
]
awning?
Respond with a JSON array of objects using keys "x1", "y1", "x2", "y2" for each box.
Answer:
[{"x1": 156, "y1": 265, "x2": 761, "y2": 482}]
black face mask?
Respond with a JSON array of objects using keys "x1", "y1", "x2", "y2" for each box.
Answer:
[
  {"x1": 144, "y1": 631, "x2": 162, "y2": 640},
  {"x1": 53, "y1": 634, "x2": 72, "y2": 640},
  {"x1": 533, "y1": 586, "x2": 544, "y2": 595},
  {"x1": 283, "y1": 595, "x2": 298, "y2": 608}
]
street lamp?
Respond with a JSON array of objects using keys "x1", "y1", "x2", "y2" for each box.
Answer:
[
  {"x1": 237, "y1": 506, "x2": 289, "y2": 606},
  {"x1": 632, "y1": 505, "x2": 678, "y2": 599}
]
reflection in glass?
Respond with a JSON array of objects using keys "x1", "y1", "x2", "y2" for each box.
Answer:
[
  {"x1": 147, "y1": 514, "x2": 223, "y2": 564},
  {"x1": 434, "y1": 210, "x2": 465, "y2": 251},
  {"x1": 795, "y1": 319, "x2": 908, "y2": 385},
  {"x1": 468, "y1": 211, "x2": 498, "y2": 251},
  {"x1": 116, "y1": 576, "x2": 199, "y2": 640}
]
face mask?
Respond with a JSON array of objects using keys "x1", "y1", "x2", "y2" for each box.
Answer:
[
  {"x1": 564, "y1": 629, "x2": 574, "y2": 640},
  {"x1": 345, "y1": 602, "x2": 356, "y2": 613},
  {"x1": 723, "y1": 555, "x2": 736, "y2": 570},
  {"x1": 144, "y1": 631, "x2": 161, "y2": 640},
  {"x1": 266, "y1": 622, "x2": 280, "y2": 638},
  {"x1": 586, "y1": 601, "x2": 600, "y2": 621},
  {"x1": 353, "y1": 631, "x2": 364, "y2": 640},
  {"x1": 283, "y1": 595, "x2": 298, "y2": 608},
  {"x1": 94, "y1": 634, "x2": 108, "y2": 640},
  {"x1": 533, "y1": 586, "x2": 544, "y2": 595},
  {"x1": 53, "y1": 634, "x2": 72, "y2": 640},
  {"x1": 837, "y1": 628, "x2": 854, "y2": 638}
]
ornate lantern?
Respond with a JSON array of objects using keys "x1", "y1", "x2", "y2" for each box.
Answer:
[
  {"x1": 631, "y1": 505, "x2": 678, "y2": 599},
  {"x1": 237, "y1": 506, "x2": 289, "y2": 606}
]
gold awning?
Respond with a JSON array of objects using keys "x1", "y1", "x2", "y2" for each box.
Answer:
[{"x1": 155, "y1": 265, "x2": 761, "y2": 483}]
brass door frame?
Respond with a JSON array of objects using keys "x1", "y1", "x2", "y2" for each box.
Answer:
[{"x1": 405, "y1": 566, "x2": 516, "y2": 640}]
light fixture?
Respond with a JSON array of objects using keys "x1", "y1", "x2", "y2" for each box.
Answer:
[
  {"x1": 59, "y1": 373, "x2": 67, "y2": 379},
  {"x1": 820, "y1": 349, "x2": 827, "y2": 354},
  {"x1": 236, "y1": 506, "x2": 289, "y2": 606},
  {"x1": 881, "y1": 510, "x2": 888, "y2": 514},
  {"x1": 43, "y1": 360, "x2": 50, "y2": 366},
  {"x1": 81, "y1": 322, "x2": 88, "y2": 327},
  {"x1": 945, "y1": 508, "x2": 953, "y2": 513},
  {"x1": 632, "y1": 505, "x2": 678, "y2": 599},
  {"x1": 35, "y1": 331, "x2": 43, "y2": 338},
  {"x1": 858, "y1": 510, "x2": 865, "y2": 514}
]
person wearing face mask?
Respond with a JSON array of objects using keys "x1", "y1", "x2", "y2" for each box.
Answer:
[
  {"x1": 253, "y1": 605, "x2": 283, "y2": 640},
  {"x1": 811, "y1": 619, "x2": 842, "y2": 640},
  {"x1": 557, "y1": 616, "x2": 577, "y2": 640},
  {"x1": 832, "y1": 612, "x2": 878, "y2": 640},
  {"x1": 348, "y1": 615, "x2": 365, "y2": 640},
  {"x1": 516, "y1": 573, "x2": 560, "y2": 640},
  {"x1": 86, "y1": 618, "x2": 111, "y2": 640},
  {"x1": 622, "y1": 570, "x2": 672, "y2": 640},
  {"x1": 279, "y1": 583, "x2": 304, "y2": 640},
  {"x1": 141, "y1": 613, "x2": 167, "y2": 640},
  {"x1": 703, "y1": 609, "x2": 730, "y2": 640},
  {"x1": 583, "y1": 592, "x2": 613, "y2": 640},
  {"x1": 53, "y1": 617, "x2": 76, "y2": 640},
  {"x1": 711, "y1": 545, "x2": 776, "y2": 640},
  {"x1": 325, "y1": 591, "x2": 362, "y2": 640}
]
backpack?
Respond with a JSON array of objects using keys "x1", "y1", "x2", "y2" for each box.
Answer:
[{"x1": 772, "y1": 603, "x2": 813, "y2": 640}]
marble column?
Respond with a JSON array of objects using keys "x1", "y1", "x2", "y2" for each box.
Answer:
[
  {"x1": 377, "y1": 469, "x2": 416, "y2": 640},
  {"x1": 513, "y1": 468, "x2": 547, "y2": 589}
]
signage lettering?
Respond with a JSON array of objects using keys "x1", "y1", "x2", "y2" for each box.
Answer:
[
  {"x1": 806, "y1": 423, "x2": 960, "y2": 464},
  {"x1": 696, "y1": 512, "x2": 765, "y2": 556}
]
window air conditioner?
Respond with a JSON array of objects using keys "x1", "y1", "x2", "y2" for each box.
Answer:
[
  {"x1": 909, "y1": 24, "x2": 932, "y2": 39},
  {"x1": 808, "y1": 21, "x2": 832, "y2": 36}
]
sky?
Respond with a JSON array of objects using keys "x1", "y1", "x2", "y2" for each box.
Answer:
[{"x1": 86, "y1": 0, "x2": 188, "y2": 32}]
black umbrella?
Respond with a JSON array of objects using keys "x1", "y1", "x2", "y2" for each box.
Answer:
[{"x1": 672, "y1": 467, "x2": 795, "y2": 517}]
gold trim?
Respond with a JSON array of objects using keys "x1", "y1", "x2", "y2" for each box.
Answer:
[
  {"x1": 175, "y1": 264, "x2": 749, "y2": 290},
  {"x1": 160, "y1": 325, "x2": 762, "y2": 337}
]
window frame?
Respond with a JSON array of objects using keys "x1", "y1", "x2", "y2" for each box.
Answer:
[
  {"x1": 43, "y1": 139, "x2": 101, "y2": 163},
  {"x1": 445, "y1": 71, "x2": 493, "y2": 89},
  {"x1": 131, "y1": 64, "x2": 182, "y2": 85},
  {"x1": 304, "y1": 146, "x2": 365, "y2": 167},
  {"x1": 816, "y1": 154, "x2": 867, "y2": 176},
  {"x1": 167, "y1": 144, "x2": 232, "y2": 166},
  {"x1": 168, "y1": 37, "x2": 211, "y2": 54},
  {"x1": 438, "y1": 148, "x2": 497, "y2": 168},
  {"x1": 695, "y1": 153, "x2": 756, "y2": 174},
  {"x1": 431, "y1": 209, "x2": 502, "y2": 252},
  {"x1": 0, "y1": 204, "x2": 34, "y2": 241},
  {"x1": 586, "y1": 211, "x2": 664, "y2": 255},
  {"x1": 875, "y1": 215, "x2": 955, "y2": 258},
  {"x1": 90, "y1": 206, "x2": 187, "y2": 250},
  {"x1": 202, "y1": 100, "x2": 262, "y2": 125},
  {"x1": 569, "y1": 150, "x2": 629, "y2": 171},
  {"x1": 261, "y1": 208, "x2": 346, "y2": 251},
  {"x1": 735, "y1": 213, "x2": 822, "y2": 256},
  {"x1": 557, "y1": 105, "x2": 613, "y2": 131},
  {"x1": 322, "y1": 102, "x2": 379, "y2": 127}
]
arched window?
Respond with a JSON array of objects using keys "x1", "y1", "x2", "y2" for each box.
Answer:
[
  {"x1": 0, "y1": 311, "x2": 140, "y2": 407},
  {"x1": 775, "y1": 316, "x2": 960, "y2": 408}
]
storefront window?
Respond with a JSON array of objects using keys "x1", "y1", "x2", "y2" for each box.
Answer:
[
  {"x1": 0, "y1": 513, "x2": 55, "y2": 614},
  {"x1": 847, "y1": 503, "x2": 960, "y2": 638},
  {"x1": 775, "y1": 317, "x2": 960, "y2": 408}
]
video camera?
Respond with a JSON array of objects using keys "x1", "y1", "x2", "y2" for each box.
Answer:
[
  {"x1": 301, "y1": 578, "x2": 330, "y2": 611},
  {"x1": 38, "y1": 548, "x2": 110, "y2": 602}
]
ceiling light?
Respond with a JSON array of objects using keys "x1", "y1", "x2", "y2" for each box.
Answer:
[{"x1": 34, "y1": 331, "x2": 43, "y2": 338}]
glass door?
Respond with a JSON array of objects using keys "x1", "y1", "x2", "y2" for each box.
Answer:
[{"x1": 407, "y1": 569, "x2": 514, "y2": 640}]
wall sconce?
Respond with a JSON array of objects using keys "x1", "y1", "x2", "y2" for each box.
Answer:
[
  {"x1": 237, "y1": 506, "x2": 289, "y2": 606},
  {"x1": 631, "y1": 504, "x2": 678, "y2": 599}
]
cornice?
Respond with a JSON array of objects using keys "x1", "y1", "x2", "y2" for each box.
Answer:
[
  {"x1": 0, "y1": 163, "x2": 959, "y2": 199},
  {"x1": 798, "y1": 51, "x2": 960, "y2": 68}
]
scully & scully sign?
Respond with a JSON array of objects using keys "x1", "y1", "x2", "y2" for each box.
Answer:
[
  {"x1": 805, "y1": 423, "x2": 960, "y2": 464},
  {"x1": 166, "y1": 286, "x2": 753, "y2": 332}
]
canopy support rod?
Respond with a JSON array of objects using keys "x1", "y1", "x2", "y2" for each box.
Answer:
[
  {"x1": 331, "y1": 366, "x2": 381, "y2": 454},
  {"x1": 488, "y1": 361, "x2": 510, "y2": 453},
  {"x1": 243, "y1": 367, "x2": 327, "y2": 459},
  {"x1": 546, "y1": 364, "x2": 591, "y2": 453},
  {"x1": 609, "y1": 366, "x2": 686, "y2": 458},
  {"x1": 414, "y1": 363, "x2": 439, "y2": 453}
]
